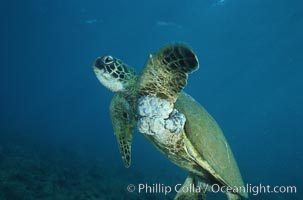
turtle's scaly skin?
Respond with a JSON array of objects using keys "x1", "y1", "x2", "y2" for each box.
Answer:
[{"x1": 139, "y1": 44, "x2": 199, "y2": 104}]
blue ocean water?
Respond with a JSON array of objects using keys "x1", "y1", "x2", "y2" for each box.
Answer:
[{"x1": 0, "y1": 0, "x2": 302, "y2": 199}]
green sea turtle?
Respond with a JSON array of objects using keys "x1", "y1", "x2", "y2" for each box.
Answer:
[{"x1": 93, "y1": 44, "x2": 248, "y2": 199}]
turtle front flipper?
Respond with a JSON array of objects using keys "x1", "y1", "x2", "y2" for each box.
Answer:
[
  {"x1": 110, "y1": 94, "x2": 136, "y2": 168},
  {"x1": 139, "y1": 44, "x2": 199, "y2": 104}
]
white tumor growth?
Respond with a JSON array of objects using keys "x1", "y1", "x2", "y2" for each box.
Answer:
[
  {"x1": 164, "y1": 109, "x2": 186, "y2": 134},
  {"x1": 137, "y1": 96, "x2": 186, "y2": 137},
  {"x1": 137, "y1": 96, "x2": 173, "y2": 118}
]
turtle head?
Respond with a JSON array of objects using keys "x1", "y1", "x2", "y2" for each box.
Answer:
[{"x1": 93, "y1": 55, "x2": 137, "y2": 93}]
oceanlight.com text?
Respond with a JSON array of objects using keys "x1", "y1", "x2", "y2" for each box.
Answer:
[{"x1": 210, "y1": 183, "x2": 297, "y2": 196}]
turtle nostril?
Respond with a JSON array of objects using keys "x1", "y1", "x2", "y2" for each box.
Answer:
[{"x1": 95, "y1": 57, "x2": 105, "y2": 70}]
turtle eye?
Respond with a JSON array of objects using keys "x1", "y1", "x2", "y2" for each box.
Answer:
[
  {"x1": 103, "y1": 55, "x2": 114, "y2": 65},
  {"x1": 123, "y1": 112, "x2": 130, "y2": 120}
]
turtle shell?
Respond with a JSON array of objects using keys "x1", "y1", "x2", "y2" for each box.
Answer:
[{"x1": 175, "y1": 92, "x2": 248, "y2": 198}]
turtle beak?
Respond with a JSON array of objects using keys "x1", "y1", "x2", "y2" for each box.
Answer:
[
  {"x1": 93, "y1": 67, "x2": 102, "y2": 76},
  {"x1": 94, "y1": 57, "x2": 106, "y2": 70}
]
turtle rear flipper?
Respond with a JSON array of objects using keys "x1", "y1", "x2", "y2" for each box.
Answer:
[
  {"x1": 139, "y1": 44, "x2": 199, "y2": 104},
  {"x1": 175, "y1": 173, "x2": 206, "y2": 200},
  {"x1": 110, "y1": 94, "x2": 136, "y2": 168}
]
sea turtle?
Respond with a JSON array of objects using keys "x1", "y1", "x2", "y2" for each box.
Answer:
[{"x1": 93, "y1": 44, "x2": 248, "y2": 199}]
